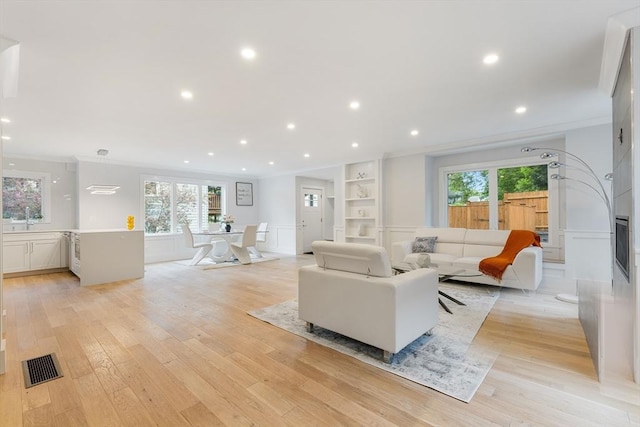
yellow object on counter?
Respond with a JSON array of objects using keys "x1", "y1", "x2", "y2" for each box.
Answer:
[{"x1": 127, "y1": 215, "x2": 135, "y2": 230}]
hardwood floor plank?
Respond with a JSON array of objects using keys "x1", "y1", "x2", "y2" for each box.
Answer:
[
  {"x1": 1, "y1": 257, "x2": 638, "y2": 426},
  {"x1": 114, "y1": 358, "x2": 192, "y2": 427},
  {"x1": 164, "y1": 358, "x2": 256, "y2": 426},
  {"x1": 0, "y1": 380, "x2": 23, "y2": 425},
  {"x1": 73, "y1": 372, "x2": 123, "y2": 427},
  {"x1": 52, "y1": 407, "x2": 90, "y2": 427},
  {"x1": 109, "y1": 386, "x2": 157, "y2": 427},
  {"x1": 126, "y1": 344, "x2": 199, "y2": 412},
  {"x1": 23, "y1": 403, "x2": 56, "y2": 427},
  {"x1": 180, "y1": 402, "x2": 226, "y2": 427}
]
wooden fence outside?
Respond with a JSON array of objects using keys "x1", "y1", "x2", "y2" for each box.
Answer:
[{"x1": 448, "y1": 190, "x2": 548, "y2": 231}]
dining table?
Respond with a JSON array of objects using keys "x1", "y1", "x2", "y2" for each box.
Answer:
[{"x1": 194, "y1": 229, "x2": 244, "y2": 263}]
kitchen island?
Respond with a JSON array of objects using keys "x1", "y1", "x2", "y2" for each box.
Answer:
[
  {"x1": 69, "y1": 229, "x2": 144, "y2": 286},
  {"x1": 3, "y1": 229, "x2": 144, "y2": 286}
]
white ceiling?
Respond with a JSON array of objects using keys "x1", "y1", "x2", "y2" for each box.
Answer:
[{"x1": 0, "y1": 1, "x2": 638, "y2": 178}]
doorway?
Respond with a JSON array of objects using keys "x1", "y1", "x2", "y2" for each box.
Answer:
[{"x1": 301, "y1": 187, "x2": 323, "y2": 253}]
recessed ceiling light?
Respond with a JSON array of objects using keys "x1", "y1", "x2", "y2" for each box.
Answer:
[
  {"x1": 183, "y1": 160, "x2": 190, "y2": 164},
  {"x1": 352, "y1": 142, "x2": 359, "y2": 148},
  {"x1": 303, "y1": 153, "x2": 310, "y2": 158},
  {"x1": 515, "y1": 106, "x2": 527, "y2": 114},
  {"x1": 410, "y1": 129, "x2": 419, "y2": 136},
  {"x1": 8, "y1": 163, "x2": 15, "y2": 166},
  {"x1": 268, "y1": 161, "x2": 274, "y2": 165},
  {"x1": 349, "y1": 101, "x2": 360, "y2": 110},
  {"x1": 287, "y1": 123, "x2": 296, "y2": 130},
  {"x1": 483, "y1": 53, "x2": 499, "y2": 65},
  {"x1": 240, "y1": 139, "x2": 248, "y2": 145},
  {"x1": 1, "y1": 136, "x2": 11, "y2": 140},
  {"x1": 180, "y1": 90, "x2": 193, "y2": 99},
  {"x1": 241, "y1": 167, "x2": 246, "y2": 171},
  {"x1": 241, "y1": 47, "x2": 256, "y2": 60},
  {"x1": 0, "y1": 117, "x2": 10, "y2": 123},
  {"x1": 208, "y1": 152, "x2": 214, "y2": 156}
]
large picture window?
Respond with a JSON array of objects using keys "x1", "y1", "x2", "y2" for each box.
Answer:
[
  {"x1": 2, "y1": 170, "x2": 51, "y2": 223},
  {"x1": 444, "y1": 162, "x2": 551, "y2": 243},
  {"x1": 144, "y1": 177, "x2": 225, "y2": 235}
]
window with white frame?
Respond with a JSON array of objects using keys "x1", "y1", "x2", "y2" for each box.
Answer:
[
  {"x1": 2, "y1": 170, "x2": 51, "y2": 223},
  {"x1": 442, "y1": 159, "x2": 555, "y2": 245},
  {"x1": 143, "y1": 177, "x2": 225, "y2": 235}
]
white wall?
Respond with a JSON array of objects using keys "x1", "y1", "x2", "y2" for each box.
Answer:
[
  {"x1": 257, "y1": 174, "x2": 297, "y2": 254},
  {"x1": 564, "y1": 124, "x2": 613, "y2": 283},
  {"x1": 384, "y1": 155, "x2": 428, "y2": 248},
  {"x1": 2, "y1": 157, "x2": 77, "y2": 232},
  {"x1": 77, "y1": 160, "x2": 259, "y2": 230},
  {"x1": 76, "y1": 160, "x2": 259, "y2": 263}
]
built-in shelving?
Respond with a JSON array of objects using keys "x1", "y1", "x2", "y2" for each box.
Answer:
[{"x1": 343, "y1": 159, "x2": 382, "y2": 245}]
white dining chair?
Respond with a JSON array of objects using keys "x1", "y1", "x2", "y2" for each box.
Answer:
[
  {"x1": 182, "y1": 223, "x2": 213, "y2": 265},
  {"x1": 249, "y1": 222, "x2": 268, "y2": 258},
  {"x1": 230, "y1": 224, "x2": 257, "y2": 264}
]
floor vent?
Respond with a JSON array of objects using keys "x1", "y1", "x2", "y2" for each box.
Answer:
[{"x1": 22, "y1": 353, "x2": 63, "y2": 388}]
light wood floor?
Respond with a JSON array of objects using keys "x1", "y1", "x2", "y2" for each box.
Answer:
[{"x1": 1, "y1": 255, "x2": 638, "y2": 426}]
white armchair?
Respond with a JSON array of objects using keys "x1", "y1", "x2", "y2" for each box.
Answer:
[{"x1": 298, "y1": 241, "x2": 439, "y2": 363}]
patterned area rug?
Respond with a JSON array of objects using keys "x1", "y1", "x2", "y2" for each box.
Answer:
[{"x1": 248, "y1": 282, "x2": 500, "y2": 402}]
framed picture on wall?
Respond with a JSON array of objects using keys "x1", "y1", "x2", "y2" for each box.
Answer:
[{"x1": 236, "y1": 182, "x2": 253, "y2": 206}]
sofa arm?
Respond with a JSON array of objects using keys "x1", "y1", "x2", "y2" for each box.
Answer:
[
  {"x1": 511, "y1": 246, "x2": 543, "y2": 289},
  {"x1": 391, "y1": 240, "x2": 413, "y2": 264}
]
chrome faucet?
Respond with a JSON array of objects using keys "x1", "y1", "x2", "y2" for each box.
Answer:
[{"x1": 25, "y1": 206, "x2": 30, "y2": 231}]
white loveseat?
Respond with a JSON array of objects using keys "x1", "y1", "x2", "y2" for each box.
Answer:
[
  {"x1": 298, "y1": 241, "x2": 439, "y2": 363},
  {"x1": 391, "y1": 228, "x2": 543, "y2": 290}
]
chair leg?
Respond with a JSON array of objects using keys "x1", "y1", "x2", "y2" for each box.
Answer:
[
  {"x1": 249, "y1": 247, "x2": 264, "y2": 258},
  {"x1": 305, "y1": 322, "x2": 314, "y2": 333},
  {"x1": 230, "y1": 246, "x2": 252, "y2": 264},
  {"x1": 189, "y1": 246, "x2": 212, "y2": 266}
]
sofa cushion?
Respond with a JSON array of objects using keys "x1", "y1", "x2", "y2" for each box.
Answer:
[
  {"x1": 462, "y1": 229, "x2": 510, "y2": 257},
  {"x1": 415, "y1": 227, "x2": 466, "y2": 257},
  {"x1": 312, "y1": 241, "x2": 393, "y2": 278},
  {"x1": 412, "y1": 236, "x2": 437, "y2": 253}
]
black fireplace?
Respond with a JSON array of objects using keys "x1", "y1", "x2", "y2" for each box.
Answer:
[{"x1": 615, "y1": 216, "x2": 630, "y2": 281}]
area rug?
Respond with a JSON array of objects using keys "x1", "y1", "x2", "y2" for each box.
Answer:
[
  {"x1": 174, "y1": 255, "x2": 279, "y2": 269},
  {"x1": 248, "y1": 282, "x2": 500, "y2": 402}
]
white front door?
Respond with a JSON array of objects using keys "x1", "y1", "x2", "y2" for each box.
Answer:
[{"x1": 302, "y1": 187, "x2": 323, "y2": 253}]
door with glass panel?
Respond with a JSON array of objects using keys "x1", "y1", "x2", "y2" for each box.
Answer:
[{"x1": 302, "y1": 187, "x2": 323, "y2": 253}]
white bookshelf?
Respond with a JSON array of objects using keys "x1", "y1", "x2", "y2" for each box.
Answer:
[{"x1": 343, "y1": 159, "x2": 382, "y2": 245}]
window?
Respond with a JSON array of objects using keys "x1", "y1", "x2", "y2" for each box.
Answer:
[
  {"x1": 175, "y1": 183, "x2": 198, "y2": 233},
  {"x1": 304, "y1": 193, "x2": 320, "y2": 207},
  {"x1": 143, "y1": 177, "x2": 225, "y2": 235},
  {"x1": 444, "y1": 162, "x2": 551, "y2": 243},
  {"x1": 497, "y1": 165, "x2": 548, "y2": 241},
  {"x1": 2, "y1": 170, "x2": 51, "y2": 223},
  {"x1": 144, "y1": 180, "x2": 172, "y2": 234}
]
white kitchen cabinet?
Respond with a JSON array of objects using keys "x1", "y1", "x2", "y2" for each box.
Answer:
[
  {"x1": 3, "y1": 232, "x2": 66, "y2": 274},
  {"x1": 3, "y1": 241, "x2": 30, "y2": 273}
]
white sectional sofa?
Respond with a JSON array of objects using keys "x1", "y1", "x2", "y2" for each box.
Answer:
[
  {"x1": 298, "y1": 241, "x2": 439, "y2": 363},
  {"x1": 391, "y1": 227, "x2": 543, "y2": 290}
]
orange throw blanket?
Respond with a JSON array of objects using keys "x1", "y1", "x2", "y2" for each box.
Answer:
[{"x1": 479, "y1": 230, "x2": 541, "y2": 281}]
